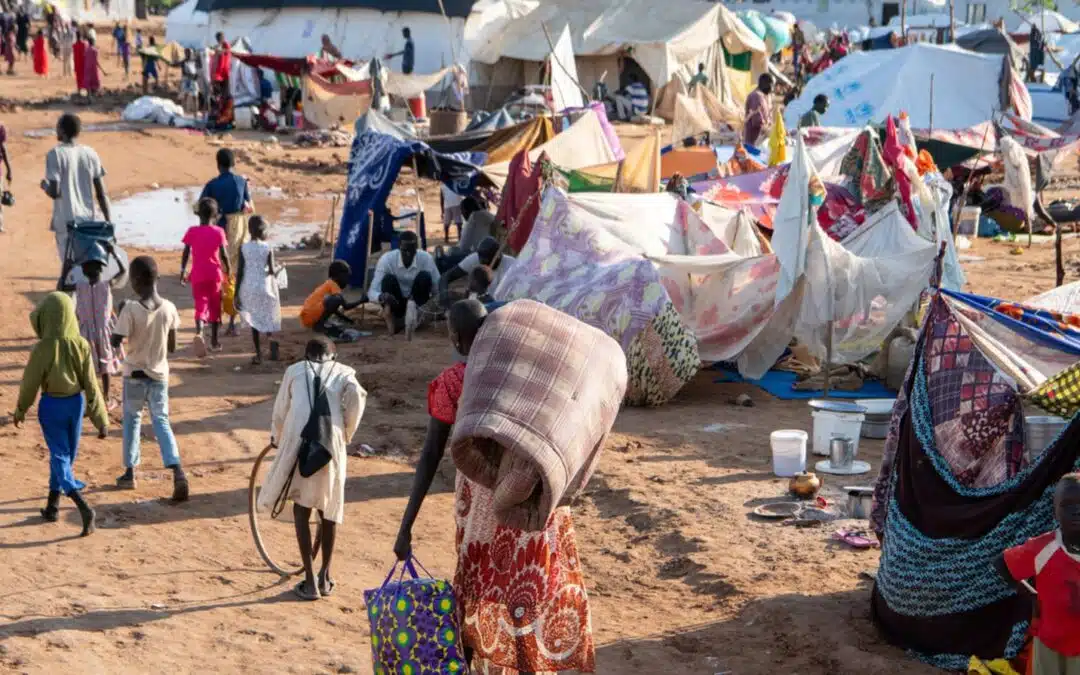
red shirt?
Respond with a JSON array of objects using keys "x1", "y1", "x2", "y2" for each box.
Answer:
[
  {"x1": 1004, "y1": 530, "x2": 1080, "y2": 656},
  {"x1": 212, "y1": 42, "x2": 230, "y2": 82},
  {"x1": 427, "y1": 362, "x2": 466, "y2": 425}
]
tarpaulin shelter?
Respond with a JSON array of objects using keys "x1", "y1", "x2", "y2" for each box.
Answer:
[
  {"x1": 956, "y1": 28, "x2": 1026, "y2": 65},
  {"x1": 494, "y1": 137, "x2": 942, "y2": 404},
  {"x1": 302, "y1": 74, "x2": 373, "y2": 129},
  {"x1": 483, "y1": 106, "x2": 622, "y2": 187},
  {"x1": 426, "y1": 114, "x2": 554, "y2": 157},
  {"x1": 334, "y1": 110, "x2": 493, "y2": 287},
  {"x1": 560, "y1": 128, "x2": 663, "y2": 194},
  {"x1": 784, "y1": 43, "x2": 1032, "y2": 131},
  {"x1": 871, "y1": 289, "x2": 1080, "y2": 670},
  {"x1": 193, "y1": 0, "x2": 472, "y2": 76}
]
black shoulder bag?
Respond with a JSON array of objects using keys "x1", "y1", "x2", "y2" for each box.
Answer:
[{"x1": 297, "y1": 361, "x2": 336, "y2": 478}]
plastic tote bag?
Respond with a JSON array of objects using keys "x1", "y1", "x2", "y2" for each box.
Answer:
[{"x1": 365, "y1": 557, "x2": 468, "y2": 675}]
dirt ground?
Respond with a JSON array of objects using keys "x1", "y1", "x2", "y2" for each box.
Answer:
[{"x1": 0, "y1": 20, "x2": 1076, "y2": 675}]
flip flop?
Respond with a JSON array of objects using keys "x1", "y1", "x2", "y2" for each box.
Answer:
[
  {"x1": 293, "y1": 580, "x2": 320, "y2": 601},
  {"x1": 832, "y1": 528, "x2": 878, "y2": 549},
  {"x1": 319, "y1": 577, "x2": 335, "y2": 597}
]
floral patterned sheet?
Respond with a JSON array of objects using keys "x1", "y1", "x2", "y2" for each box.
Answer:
[{"x1": 493, "y1": 188, "x2": 790, "y2": 387}]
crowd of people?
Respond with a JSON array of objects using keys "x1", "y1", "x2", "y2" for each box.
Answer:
[{"x1": 16, "y1": 101, "x2": 602, "y2": 672}]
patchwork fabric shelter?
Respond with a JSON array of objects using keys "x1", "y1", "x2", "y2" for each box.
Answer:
[
  {"x1": 871, "y1": 290, "x2": 1080, "y2": 669},
  {"x1": 334, "y1": 110, "x2": 491, "y2": 287}
]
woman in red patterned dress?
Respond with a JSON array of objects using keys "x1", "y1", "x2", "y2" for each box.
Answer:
[{"x1": 394, "y1": 299, "x2": 596, "y2": 675}]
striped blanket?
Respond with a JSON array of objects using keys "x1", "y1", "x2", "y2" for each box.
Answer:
[{"x1": 449, "y1": 299, "x2": 627, "y2": 531}]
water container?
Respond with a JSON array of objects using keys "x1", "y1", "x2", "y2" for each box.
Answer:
[
  {"x1": 809, "y1": 400, "x2": 866, "y2": 456},
  {"x1": 770, "y1": 430, "x2": 808, "y2": 477}
]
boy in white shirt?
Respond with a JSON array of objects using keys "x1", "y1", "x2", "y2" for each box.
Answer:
[{"x1": 110, "y1": 256, "x2": 187, "y2": 502}]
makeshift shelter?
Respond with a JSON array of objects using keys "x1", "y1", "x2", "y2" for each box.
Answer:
[
  {"x1": 1018, "y1": 10, "x2": 1080, "y2": 34},
  {"x1": 302, "y1": 74, "x2": 373, "y2": 129},
  {"x1": 483, "y1": 106, "x2": 622, "y2": 187},
  {"x1": 334, "y1": 110, "x2": 493, "y2": 287},
  {"x1": 494, "y1": 137, "x2": 941, "y2": 404},
  {"x1": 426, "y1": 115, "x2": 555, "y2": 158},
  {"x1": 53, "y1": 0, "x2": 136, "y2": 21},
  {"x1": 871, "y1": 289, "x2": 1080, "y2": 669},
  {"x1": 195, "y1": 0, "x2": 471, "y2": 75},
  {"x1": 784, "y1": 43, "x2": 1032, "y2": 131},
  {"x1": 561, "y1": 129, "x2": 663, "y2": 193},
  {"x1": 956, "y1": 28, "x2": 1025, "y2": 65}
]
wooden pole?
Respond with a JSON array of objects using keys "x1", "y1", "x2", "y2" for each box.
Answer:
[
  {"x1": 948, "y1": 0, "x2": 956, "y2": 43},
  {"x1": 900, "y1": 0, "x2": 907, "y2": 41},
  {"x1": 1056, "y1": 206, "x2": 1065, "y2": 286},
  {"x1": 823, "y1": 320, "x2": 833, "y2": 399}
]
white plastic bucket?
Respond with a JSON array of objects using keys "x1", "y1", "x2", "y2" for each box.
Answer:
[
  {"x1": 811, "y1": 410, "x2": 865, "y2": 456},
  {"x1": 770, "y1": 430, "x2": 808, "y2": 477}
]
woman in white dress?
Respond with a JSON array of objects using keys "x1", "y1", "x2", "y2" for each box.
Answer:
[
  {"x1": 235, "y1": 216, "x2": 281, "y2": 364},
  {"x1": 258, "y1": 337, "x2": 367, "y2": 600}
]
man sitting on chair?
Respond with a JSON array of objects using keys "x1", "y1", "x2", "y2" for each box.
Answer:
[{"x1": 368, "y1": 230, "x2": 440, "y2": 340}]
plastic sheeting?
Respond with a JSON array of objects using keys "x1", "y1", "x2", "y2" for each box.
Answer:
[
  {"x1": 772, "y1": 137, "x2": 939, "y2": 368},
  {"x1": 1028, "y1": 281, "x2": 1080, "y2": 314},
  {"x1": 1001, "y1": 136, "x2": 1034, "y2": 224},
  {"x1": 121, "y1": 96, "x2": 200, "y2": 128},
  {"x1": 483, "y1": 108, "x2": 620, "y2": 187},
  {"x1": 550, "y1": 25, "x2": 585, "y2": 112},
  {"x1": 784, "y1": 44, "x2": 1024, "y2": 130}
]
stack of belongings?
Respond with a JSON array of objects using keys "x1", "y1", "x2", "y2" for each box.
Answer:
[
  {"x1": 449, "y1": 299, "x2": 627, "y2": 531},
  {"x1": 871, "y1": 289, "x2": 1080, "y2": 669}
]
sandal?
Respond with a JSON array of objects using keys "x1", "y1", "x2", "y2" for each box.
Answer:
[
  {"x1": 832, "y1": 528, "x2": 878, "y2": 549},
  {"x1": 319, "y1": 576, "x2": 335, "y2": 597},
  {"x1": 192, "y1": 334, "x2": 208, "y2": 358},
  {"x1": 293, "y1": 580, "x2": 320, "y2": 601}
]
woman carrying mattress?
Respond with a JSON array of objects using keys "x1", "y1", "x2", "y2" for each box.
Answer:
[{"x1": 394, "y1": 298, "x2": 627, "y2": 675}]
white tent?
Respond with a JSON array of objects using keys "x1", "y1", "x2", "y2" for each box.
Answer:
[
  {"x1": 166, "y1": 0, "x2": 210, "y2": 50},
  {"x1": 465, "y1": 0, "x2": 766, "y2": 106},
  {"x1": 51, "y1": 0, "x2": 135, "y2": 22},
  {"x1": 784, "y1": 43, "x2": 1027, "y2": 130},
  {"x1": 1019, "y1": 10, "x2": 1080, "y2": 34},
  {"x1": 190, "y1": 0, "x2": 468, "y2": 75}
]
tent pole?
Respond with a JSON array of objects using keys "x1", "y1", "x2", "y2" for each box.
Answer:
[
  {"x1": 823, "y1": 320, "x2": 833, "y2": 399},
  {"x1": 611, "y1": 160, "x2": 625, "y2": 192},
  {"x1": 928, "y1": 74, "x2": 934, "y2": 134},
  {"x1": 900, "y1": 0, "x2": 906, "y2": 40},
  {"x1": 951, "y1": 110, "x2": 996, "y2": 235},
  {"x1": 1056, "y1": 201, "x2": 1065, "y2": 286},
  {"x1": 540, "y1": 22, "x2": 591, "y2": 107}
]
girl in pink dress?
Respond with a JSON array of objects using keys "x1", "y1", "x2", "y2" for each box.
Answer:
[{"x1": 180, "y1": 198, "x2": 230, "y2": 355}]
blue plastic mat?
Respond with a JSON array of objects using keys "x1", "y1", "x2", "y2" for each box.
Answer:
[{"x1": 712, "y1": 365, "x2": 896, "y2": 400}]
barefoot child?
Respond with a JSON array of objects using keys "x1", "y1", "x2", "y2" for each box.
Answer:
[
  {"x1": 236, "y1": 215, "x2": 281, "y2": 364},
  {"x1": 180, "y1": 197, "x2": 230, "y2": 355},
  {"x1": 299, "y1": 260, "x2": 363, "y2": 338},
  {"x1": 1000, "y1": 473, "x2": 1080, "y2": 675},
  {"x1": 111, "y1": 256, "x2": 188, "y2": 501},
  {"x1": 14, "y1": 292, "x2": 107, "y2": 536},
  {"x1": 60, "y1": 246, "x2": 125, "y2": 405}
]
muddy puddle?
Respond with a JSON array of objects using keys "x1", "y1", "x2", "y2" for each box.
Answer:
[{"x1": 111, "y1": 186, "x2": 338, "y2": 250}]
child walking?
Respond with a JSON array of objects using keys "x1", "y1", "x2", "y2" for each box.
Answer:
[
  {"x1": 14, "y1": 292, "x2": 108, "y2": 536},
  {"x1": 180, "y1": 197, "x2": 230, "y2": 356},
  {"x1": 60, "y1": 246, "x2": 125, "y2": 406},
  {"x1": 111, "y1": 256, "x2": 188, "y2": 501},
  {"x1": 236, "y1": 215, "x2": 281, "y2": 364}
]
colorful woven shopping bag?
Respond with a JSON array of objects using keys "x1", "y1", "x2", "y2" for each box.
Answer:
[{"x1": 364, "y1": 557, "x2": 468, "y2": 675}]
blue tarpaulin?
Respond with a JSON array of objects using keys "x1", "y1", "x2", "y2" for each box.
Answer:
[{"x1": 334, "y1": 110, "x2": 489, "y2": 287}]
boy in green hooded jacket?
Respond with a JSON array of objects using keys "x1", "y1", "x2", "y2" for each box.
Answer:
[{"x1": 14, "y1": 291, "x2": 108, "y2": 536}]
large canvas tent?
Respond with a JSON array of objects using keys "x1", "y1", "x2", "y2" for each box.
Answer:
[
  {"x1": 166, "y1": 0, "x2": 211, "y2": 49},
  {"x1": 465, "y1": 0, "x2": 764, "y2": 111},
  {"x1": 785, "y1": 43, "x2": 1032, "y2": 130},
  {"x1": 188, "y1": 0, "x2": 473, "y2": 75}
]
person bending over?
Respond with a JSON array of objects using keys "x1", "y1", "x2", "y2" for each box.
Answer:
[
  {"x1": 368, "y1": 230, "x2": 439, "y2": 340},
  {"x1": 438, "y1": 236, "x2": 515, "y2": 307},
  {"x1": 299, "y1": 260, "x2": 363, "y2": 338}
]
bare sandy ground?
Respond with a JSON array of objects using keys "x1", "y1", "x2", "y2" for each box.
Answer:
[{"x1": 0, "y1": 21, "x2": 1076, "y2": 675}]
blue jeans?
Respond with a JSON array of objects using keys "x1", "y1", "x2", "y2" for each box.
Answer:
[
  {"x1": 39, "y1": 393, "x2": 86, "y2": 494},
  {"x1": 122, "y1": 377, "x2": 181, "y2": 469}
]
